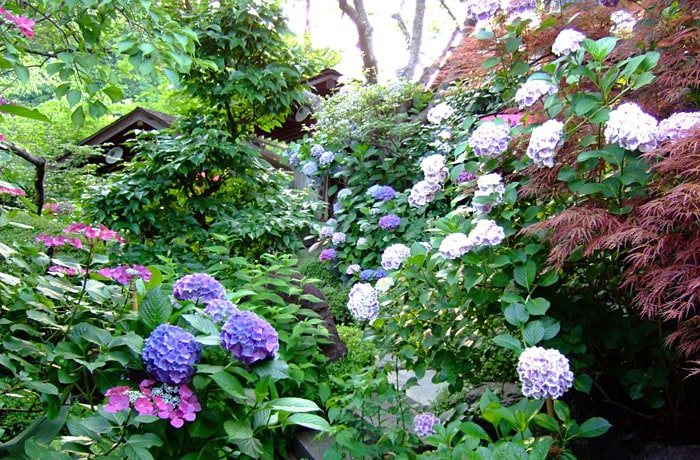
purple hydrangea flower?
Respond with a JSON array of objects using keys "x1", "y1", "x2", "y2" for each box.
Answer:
[
  {"x1": 319, "y1": 150, "x2": 335, "y2": 166},
  {"x1": 517, "y1": 347, "x2": 574, "y2": 399},
  {"x1": 439, "y1": 233, "x2": 471, "y2": 260},
  {"x1": 408, "y1": 180, "x2": 440, "y2": 207},
  {"x1": 502, "y1": 0, "x2": 537, "y2": 15},
  {"x1": 526, "y1": 120, "x2": 564, "y2": 168},
  {"x1": 456, "y1": 170, "x2": 476, "y2": 184},
  {"x1": 331, "y1": 232, "x2": 347, "y2": 245},
  {"x1": 599, "y1": 0, "x2": 619, "y2": 6},
  {"x1": 319, "y1": 248, "x2": 337, "y2": 262},
  {"x1": 204, "y1": 299, "x2": 239, "y2": 324},
  {"x1": 347, "y1": 283, "x2": 379, "y2": 321},
  {"x1": 473, "y1": 173, "x2": 505, "y2": 214},
  {"x1": 552, "y1": 29, "x2": 586, "y2": 56},
  {"x1": 142, "y1": 325, "x2": 202, "y2": 385},
  {"x1": 220, "y1": 310, "x2": 279, "y2": 365},
  {"x1": 420, "y1": 154, "x2": 448, "y2": 184},
  {"x1": 381, "y1": 243, "x2": 411, "y2": 270},
  {"x1": 283, "y1": 149, "x2": 300, "y2": 167},
  {"x1": 413, "y1": 412, "x2": 440, "y2": 437},
  {"x1": 368, "y1": 185, "x2": 397, "y2": 201},
  {"x1": 320, "y1": 226, "x2": 335, "y2": 238},
  {"x1": 97, "y1": 265, "x2": 151, "y2": 285},
  {"x1": 379, "y1": 214, "x2": 401, "y2": 230},
  {"x1": 468, "y1": 219, "x2": 505, "y2": 247},
  {"x1": 310, "y1": 144, "x2": 325, "y2": 158},
  {"x1": 173, "y1": 273, "x2": 226, "y2": 304},
  {"x1": 604, "y1": 102, "x2": 658, "y2": 152},
  {"x1": 360, "y1": 269, "x2": 375, "y2": 280},
  {"x1": 515, "y1": 80, "x2": 558, "y2": 109},
  {"x1": 373, "y1": 269, "x2": 387, "y2": 279},
  {"x1": 658, "y1": 112, "x2": 700, "y2": 140},
  {"x1": 427, "y1": 102, "x2": 454, "y2": 124},
  {"x1": 468, "y1": 122, "x2": 511, "y2": 158},
  {"x1": 464, "y1": 0, "x2": 502, "y2": 21},
  {"x1": 302, "y1": 161, "x2": 319, "y2": 177}
]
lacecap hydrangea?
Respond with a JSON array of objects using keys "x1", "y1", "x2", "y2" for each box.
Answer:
[
  {"x1": 517, "y1": 346, "x2": 574, "y2": 399},
  {"x1": 142, "y1": 324, "x2": 202, "y2": 385},
  {"x1": 604, "y1": 102, "x2": 658, "y2": 152},
  {"x1": 413, "y1": 412, "x2": 440, "y2": 437},
  {"x1": 220, "y1": 310, "x2": 279, "y2": 365},
  {"x1": 173, "y1": 273, "x2": 226, "y2": 304},
  {"x1": 468, "y1": 122, "x2": 511, "y2": 158},
  {"x1": 381, "y1": 243, "x2": 411, "y2": 270},
  {"x1": 347, "y1": 282, "x2": 379, "y2": 321}
]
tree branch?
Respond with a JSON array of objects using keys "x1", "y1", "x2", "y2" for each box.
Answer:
[
  {"x1": 337, "y1": 0, "x2": 378, "y2": 83},
  {"x1": 0, "y1": 140, "x2": 46, "y2": 215}
]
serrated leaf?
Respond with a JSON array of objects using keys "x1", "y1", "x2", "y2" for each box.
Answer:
[
  {"x1": 236, "y1": 437, "x2": 264, "y2": 459},
  {"x1": 224, "y1": 420, "x2": 253, "y2": 440},
  {"x1": 576, "y1": 417, "x2": 611, "y2": 438},
  {"x1": 523, "y1": 321, "x2": 545, "y2": 346},
  {"x1": 268, "y1": 397, "x2": 320, "y2": 413},
  {"x1": 182, "y1": 314, "x2": 218, "y2": 335},
  {"x1": 139, "y1": 287, "x2": 172, "y2": 331},
  {"x1": 287, "y1": 413, "x2": 331, "y2": 432},
  {"x1": 493, "y1": 334, "x2": 522, "y2": 353},
  {"x1": 210, "y1": 371, "x2": 246, "y2": 400}
]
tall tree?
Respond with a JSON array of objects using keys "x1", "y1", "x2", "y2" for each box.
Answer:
[{"x1": 337, "y1": 0, "x2": 378, "y2": 83}]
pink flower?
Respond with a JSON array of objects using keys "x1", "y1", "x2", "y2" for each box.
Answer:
[
  {"x1": 104, "y1": 386, "x2": 131, "y2": 413},
  {"x1": 0, "y1": 186, "x2": 25, "y2": 196},
  {"x1": 134, "y1": 396, "x2": 155, "y2": 416},
  {"x1": 0, "y1": 134, "x2": 6, "y2": 141},
  {"x1": 36, "y1": 233, "x2": 67, "y2": 247},
  {"x1": 9, "y1": 14, "x2": 35, "y2": 38}
]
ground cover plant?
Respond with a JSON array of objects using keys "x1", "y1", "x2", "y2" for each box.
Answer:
[{"x1": 2, "y1": 0, "x2": 700, "y2": 458}]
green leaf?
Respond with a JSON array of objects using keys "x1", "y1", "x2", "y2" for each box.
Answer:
[
  {"x1": 268, "y1": 397, "x2": 320, "y2": 413},
  {"x1": 460, "y1": 421, "x2": 491, "y2": 441},
  {"x1": 510, "y1": 60, "x2": 530, "y2": 77},
  {"x1": 139, "y1": 287, "x2": 172, "y2": 331},
  {"x1": 182, "y1": 314, "x2": 218, "y2": 335},
  {"x1": 0, "y1": 105, "x2": 50, "y2": 122},
  {"x1": 523, "y1": 321, "x2": 545, "y2": 346},
  {"x1": 13, "y1": 64, "x2": 29, "y2": 82},
  {"x1": 224, "y1": 420, "x2": 254, "y2": 440},
  {"x1": 286, "y1": 413, "x2": 331, "y2": 432},
  {"x1": 493, "y1": 334, "x2": 522, "y2": 353},
  {"x1": 210, "y1": 371, "x2": 247, "y2": 401},
  {"x1": 525, "y1": 297, "x2": 550, "y2": 316},
  {"x1": 25, "y1": 381, "x2": 59, "y2": 395},
  {"x1": 574, "y1": 373, "x2": 593, "y2": 393},
  {"x1": 66, "y1": 89, "x2": 82, "y2": 107},
  {"x1": 504, "y1": 36, "x2": 522, "y2": 54},
  {"x1": 576, "y1": 417, "x2": 612, "y2": 438},
  {"x1": 253, "y1": 358, "x2": 289, "y2": 380},
  {"x1": 482, "y1": 57, "x2": 501, "y2": 69},
  {"x1": 70, "y1": 106, "x2": 85, "y2": 126},
  {"x1": 504, "y1": 303, "x2": 529, "y2": 327},
  {"x1": 236, "y1": 437, "x2": 264, "y2": 459},
  {"x1": 583, "y1": 37, "x2": 617, "y2": 62},
  {"x1": 0, "y1": 406, "x2": 69, "y2": 460},
  {"x1": 532, "y1": 413, "x2": 560, "y2": 432}
]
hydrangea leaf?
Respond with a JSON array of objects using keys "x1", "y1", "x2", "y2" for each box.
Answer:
[{"x1": 138, "y1": 287, "x2": 172, "y2": 332}]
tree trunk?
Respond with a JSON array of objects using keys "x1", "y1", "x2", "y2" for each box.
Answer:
[
  {"x1": 0, "y1": 140, "x2": 46, "y2": 216},
  {"x1": 337, "y1": 0, "x2": 379, "y2": 84},
  {"x1": 401, "y1": 0, "x2": 426, "y2": 81}
]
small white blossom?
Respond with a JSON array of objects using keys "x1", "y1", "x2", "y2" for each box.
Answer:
[{"x1": 552, "y1": 29, "x2": 586, "y2": 56}]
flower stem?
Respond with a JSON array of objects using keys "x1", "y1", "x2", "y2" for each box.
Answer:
[{"x1": 546, "y1": 397, "x2": 554, "y2": 418}]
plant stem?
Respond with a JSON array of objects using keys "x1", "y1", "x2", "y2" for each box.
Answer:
[{"x1": 546, "y1": 397, "x2": 554, "y2": 418}]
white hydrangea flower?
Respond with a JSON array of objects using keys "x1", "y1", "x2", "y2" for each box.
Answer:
[
  {"x1": 526, "y1": 120, "x2": 564, "y2": 167},
  {"x1": 552, "y1": 29, "x2": 586, "y2": 56},
  {"x1": 473, "y1": 173, "x2": 505, "y2": 214},
  {"x1": 375, "y1": 277, "x2": 394, "y2": 293},
  {"x1": 517, "y1": 347, "x2": 574, "y2": 399},
  {"x1": 427, "y1": 102, "x2": 455, "y2": 124},
  {"x1": 515, "y1": 80, "x2": 558, "y2": 108},
  {"x1": 346, "y1": 283, "x2": 379, "y2": 321},
  {"x1": 610, "y1": 10, "x2": 636, "y2": 38},
  {"x1": 420, "y1": 153, "x2": 448, "y2": 184},
  {"x1": 604, "y1": 102, "x2": 658, "y2": 152},
  {"x1": 381, "y1": 243, "x2": 411, "y2": 270},
  {"x1": 657, "y1": 112, "x2": 700, "y2": 140},
  {"x1": 468, "y1": 122, "x2": 511, "y2": 158},
  {"x1": 408, "y1": 180, "x2": 440, "y2": 207},
  {"x1": 439, "y1": 233, "x2": 471, "y2": 259},
  {"x1": 467, "y1": 219, "x2": 505, "y2": 247}
]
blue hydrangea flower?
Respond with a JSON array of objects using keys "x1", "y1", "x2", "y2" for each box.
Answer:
[
  {"x1": 204, "y1": 299, "x2": 239, "y2": 324},
  {"x1": 502, "y1": 0, "x2": 537, "y2": 15},
  {"x1": 319, "y1": 225, "x2": 335, "y2": 238},
  {"x1": 302, "y1": 161, "x2": 319, "y2": 177},
  {"x1": 319, "y1": 150, "x2": 335, "y2": 166},
  {"x1": 367, "y1": 185, "x2": 396, "y2": 201},
  {"x1": 221, "y1": 310, "x2": 279, "y2": 365},
  {"x1": 413, "y1": 412, "x2": 440, "y2": 437},
  {"x1": 347, "y1": 283, "x2": 379, "y2": 321},
  {"x1": 373, "y1": 269, "x2": 387, "y2": 280},
  {"x1": 360, "y1": 269, "x2": 375, "y2": 281},
  {"x1": 378, "y1": 214, "x2": 401, "y2": 230},
  {"x1": 142, "y1": 324, "x2": 202, "y2": 385},
  {"x1": 310, "y1": 144, "x2": 325, "y2": 158},
  {"x1": 331, "y1": 232, "x2": 346, "y2": 245},
  {"x1": 517, "y1": 347, "x2": 574, "y2": 399},
  {"x1": 173, "y1": 273, "x2": 226, "y2": 304}
]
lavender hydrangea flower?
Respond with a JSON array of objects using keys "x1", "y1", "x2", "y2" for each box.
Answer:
[
  {"x1": 173, "y1": 273, "x2": 226, "y2": 304},
  {"x1": 413, "y1": 412, "x2": 440, "y2": 437},
  {"x1": 526, "y1": 120, "x2": 564, "y2": 167},
  {"x1": 427, "y1": 102, "x2": 455, "y2": 124},
  {"x1": 468, "y1": 219, "x2": 505, "y2": 247},
  {"x1": 604, "y1": 102, "x2": 658, "y2": 152},
  {"x1": 320, "y1": 226, "x2": 334, "y2": 238},
  {"x1": 319, "y1": 150, "x2": 335, "y2": 166},
  {"x1": 420, "y1": 154, "x2": 448, "y2": 184},
  {"x1": 220, "y1": 310, "x2": 279, "y2": 365},
  {"x1": 439, "y1": 233, "x2": 471, "y2": 259},
  {"x1": 457, "y1": 170, "x2": 476, "y2": 184},
  {"x1": 346, "y1": 283, "x2": 379, "y2": 321},
  {"x1": 468, "y1": 122, "x2": 511, "y2": 158},
  {"x1": 552, "y1": 29, "x2": 586, "y2": 56},
  {"x1": 408, "y1": 180, "x2": 440, "y2": 207},
  {"x1": 517, "y1": 347, "x2": 574, "y2": 399},
  {"x1": 337, "y1": 188, "x2": 353, "y2": 201},
  {"x1": 515, "y1": 80, "x2": 558, "y2": 109},
  {"x1": 368, "y1": 185, "x2": 397, "y2": 201},
  {"x1": 319, "y1": 248, "x2": 337, "y2": 262},
  {"x1": 502, "y1": 0, "x2": 537, "y2": 15},
  {"x1": 465, "y1": 0, "x2": 502, "y2": 21},
  {"x1": 331, "y1": 232, "x2": 346, "y2": 245},
  {"x1": 302, "y1": 161, "x2": 319, "y2": 177},
  {"x1": 610, "y1": 10, "x2": 637, "y2": 37},
  {"x1": 658, "y1": 111, "x2": 700, "y2": 140},
  {"x1": 373, "y1": 269, "x2": 387, "y2": 279},
  {"x1": 473, "y1": 173, "x2": 505, "y2": 213},
  {"x1": 346, "y1": 264, "x2": 361, "y2": 275},
  {"x1": 379, "y1": 214, "x2": 401, "y2": 230},
  {"x1": 356, "y1": 237, "x2": 368, "y2": 247},
  {"x1": 360, "y1": 269, "x2": 375, "y2": 280},
  {"x1": 310, "y1": 144, "x2": 325, "y2": 158},
  {"x1": 283, "y1": 149, "x2": 300, "y2": 167},
  {"x1": 326, "y1": 218, "x2": 338, "y2": 227},
  {"x1": 204, "y1": 299, "x2": 239, "y2": 324},
  {"x1": 142, "y1": 325, "x2": 202, "y2": 385},
  {"x1": 381, "y1": 243, "x2": 411, "y2": 270},
  {"x1": 599, "y1": 0, "x2": 620, "y2": 7}
]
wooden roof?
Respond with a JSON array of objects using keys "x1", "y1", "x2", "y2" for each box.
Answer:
[{"x1": 78, "y1": 107, "x2": 175, "y2": 147}]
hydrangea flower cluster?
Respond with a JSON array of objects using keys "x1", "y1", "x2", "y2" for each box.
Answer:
[
  {"x1": 173, "y1": 273, "x2": 226, "y2": 304},
  {"x1": 42, "y1": 202, "x2": 74, "y2": 215},
  {"x1": 420, "y1": 154, "x2": 448, "y2": 184},
  {"x1": 526, "y1": 120, "x2": 565, "y2": 167},
  {"x1": 464, "y1": 0, "x2": 502, "y2": 21},
  {"x1": 604, "y1": 102, "x2": 658, "y2": 152},
  {"x1": 375, "y1": 276, "x2": 394, "y2": 293},
  {"x1": 310, "y1": 144, "x2": 325, "y2": 158},
  {"x1": 142, "y1": 324, "x2": 202, "y2": 385},
  {"x1": 48, "y1": 265, "x2": 81, "y2": 276},
  {"x1": 282, "y1": 148, "x2": 300, "y2": 167},
  {"x1": 346, "y1": 264, "x2": 361, "y2": 275},
  {"x1": 319, "y1": 150, "x2": 335, "y2": 166},
  {"x1": 515, "y1": 80, "x2": 558, "y2": 109},
  {"x1": 439, "y1": 220, "x2": 505, "y2": 259},
  {"x1": 408, "y1": 180, "x2": 440, "y2": 207},
  {"x1": 97, "y1": 265, "x2": 151, "y2": 285},
  {"x1": 456, "y1": 170, "x2": 476, "y2": 184},
  {"x1": 468, "y1": 122, "x2": 511, "y2": 158},
  {"x1": 0, "y1": 185, "x2": 25, "y2": 196},
  {"x1": 657, "y1": 111, "x2": 700, "y2": 140},
  {"x1": 517, "y1": 346, "x2": 574, "y2": 399},
  {"x1": 367, "y1": 185, "x2": 397, "y2": 201},
  {"x1": 552, "y1": 29, "x2": 586, "y2": 56},
  {"x1": 320, "y1": 225, "x2": 335, "y2": 238},
  {"x1": 63, "y1": 222, "x2": 126, "y2": 243},
  {"x1": 439, "y1": 232, "x2": 471, "y2": 259},
  {"x1": 346, "y1": 282, "x2": 379, "y2": 321},
  {"x1": 204, "y1": 299, "x2": 239, "y2": 324},
  {"x1": 378, "y1": 214, "x2": 401, "y2": 230},
  {"x1": 220, "y1": 310, "x2": 279, "y2": 365},
  {"x1": 502, "y1": 0, "x2": 537, "y2": 15},
  {"x1": 0, "y1": 7, "x2": 35, "y2": 38},
  {"x1": 302, "y1": 161, "x2": 319, "y2": 177},
  {"x1": 36, "y1": 233, "x2": 83, "y2": 249},
  {"x1": 319, "y1": 248, "x2": 337, "y2": 262},
  {"x1": 610, "y1": 10, "x2": 637, "y2": 37},
  {"x1": 356, "y1": 237, "x2": 368, "y2": 247},
  {"x1": 426, "y1": 102, "x2": 454, "y2": 124},
  {"x1": 381, "y1": 243, "x2": 411, "y2": 270},
  {"x1": 331, "y1": 232, "x2": 347, "y2": 245},
  {"x1": 473, "y1": 173, "x2": 505, "y2": 214},
  {"x1": 104, "y1": 379, "x2": 201, "y2": 428},
  {"x1": 413, "y1": 412, "x2": 440, "y2": 437},
  {"x1": 337, "y1": 188, "x2": 353, "y2": 201}
]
